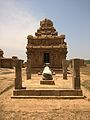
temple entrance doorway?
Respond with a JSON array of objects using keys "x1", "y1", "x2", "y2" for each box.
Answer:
[{"x1": 44, "y1": 53, "x2": 50, "y2": 63}]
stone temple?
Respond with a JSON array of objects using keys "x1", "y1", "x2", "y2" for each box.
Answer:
[
  {"x1": 26, "y1": 18, "x2": 67, "y2": 73},
  {"x1": 12, "y1": 18, "x2": 84, "y2": 99}
]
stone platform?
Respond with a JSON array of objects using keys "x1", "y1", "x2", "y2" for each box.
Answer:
[
  {"x1": 12, "y1": 74, "x2": 84, "y2": 99},
  {"x1": 12, "y1": 89, "x2": 84, "y2": 99}
]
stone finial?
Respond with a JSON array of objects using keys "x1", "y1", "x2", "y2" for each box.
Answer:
[{"x1": 40, "y1": 18, "x2": 53, "y2": 27}]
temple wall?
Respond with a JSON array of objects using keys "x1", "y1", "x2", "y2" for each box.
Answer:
[
  {"x1": 0, "y1": 58, "x2": 14, "y2": 68},
  {"x1": 27, "y1": 48, "x2": 66, "y2": 69}
]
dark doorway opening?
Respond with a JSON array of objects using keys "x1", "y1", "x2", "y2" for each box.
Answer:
[{"x1": 44, "y1": 53, "x2": 50, "y2": 63}]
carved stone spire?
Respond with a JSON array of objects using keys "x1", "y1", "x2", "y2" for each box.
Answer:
[{"x1": 35, "y1": 18, "x2": 58, "y2": 36}]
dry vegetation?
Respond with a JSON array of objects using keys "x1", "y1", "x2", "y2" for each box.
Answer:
[{"x1": 0, "y1": 65, "x2": 90, "y2": 120}]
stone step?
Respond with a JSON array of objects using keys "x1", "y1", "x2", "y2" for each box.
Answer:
[
  {"x1": 13, "y1": 89, "x2": 83, "y2": 97},
  {"x1": 11, "y1": 95, "x2": 85, "y2": 99}
]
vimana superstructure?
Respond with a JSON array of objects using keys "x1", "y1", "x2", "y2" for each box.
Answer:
[{"x1": 26, "y1": 18, "x2": 67, "y2": 72}]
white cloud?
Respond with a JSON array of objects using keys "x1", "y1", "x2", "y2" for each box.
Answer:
[{"x1": 0, "y1": 0, "x2": 39, "y2": 60}]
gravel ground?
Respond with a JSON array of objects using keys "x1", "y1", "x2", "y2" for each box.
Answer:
[{"x1": 0, "y1": 67, "x2": 90, "y2": 120}]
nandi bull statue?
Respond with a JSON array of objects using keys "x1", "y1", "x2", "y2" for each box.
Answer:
[{"x1": 42, "y1": 63, "x2": 53, "y2": 80}]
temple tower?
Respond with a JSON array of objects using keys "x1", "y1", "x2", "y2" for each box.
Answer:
[{"x1": 26, "y1": 18, "x2": 67, "y2": 73}]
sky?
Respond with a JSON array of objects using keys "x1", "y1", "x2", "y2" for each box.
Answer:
[{"x1": 0, "y1": 0, "x2": 90, "y2": 61}]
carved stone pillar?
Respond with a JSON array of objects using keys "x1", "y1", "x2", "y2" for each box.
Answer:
[
  {"x1": 50, "y1": 52, "x2": 53, "y2": 67},
  {"x1": 39, "y1": 51, "x2": 43, "y2": 66},
  {"x1": 53, "y1": 52, "x2": 57, "y2": 66},
  {"x1": 62, "y1": 59, "x2": 67, "y2": 79},
  {"x1": 26, "y1": 59, "x2": 31, "y2": 80},
  {"x1": 72, "y1": 59, "x2": 81, "y2": 89},
  {"x1": 15, "y1": 60, "x2": 22, "y2": 89}
]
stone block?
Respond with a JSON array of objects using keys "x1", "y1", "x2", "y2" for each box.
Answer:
[{"x1": 40, "y1": 80, "x2": 55, "y2": 85}]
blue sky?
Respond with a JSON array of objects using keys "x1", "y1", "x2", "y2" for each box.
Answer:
[{"x1": 0, "y1": 0, "x2": 90, "y2": 60}]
